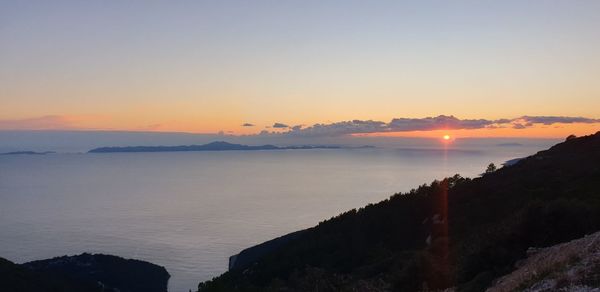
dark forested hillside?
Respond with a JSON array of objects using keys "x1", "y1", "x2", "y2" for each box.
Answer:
[
  {"x1": 0, "y1": 257, "x2": 99, "y2": 292},
  {"x1": 198, "y1": 132, "x2": 600, "y2": 292}
]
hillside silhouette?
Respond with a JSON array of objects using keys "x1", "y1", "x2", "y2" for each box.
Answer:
[{"x1": 198, "y1": 132, "x2": 600, "y2": 292}]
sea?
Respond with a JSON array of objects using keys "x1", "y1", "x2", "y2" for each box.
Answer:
[{"x1": 0, "y1": 140, "x2": 556, "y2": 291}]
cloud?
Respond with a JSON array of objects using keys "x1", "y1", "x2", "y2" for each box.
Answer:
[
  {"x1": 136, "y1": 124, "x2": 163, "y2": 131},
  {"x1": 2, "y1": 114, "x2": 598, "y2": 136},
  {"x1": 518, "y1": 116, "x2": 600, "y2": 125},
  {"x1": 0, "y1": 115, "x2": 75, "y2": 130},
  {"x1": 388, "y1": 115, "x2": 496, "y2": 132},
  {"x1": 278, "y1": 115, "x2": 496, "y2": 137},
  {"x1": 494, "y1": 118, "x2": 512, "y2": 124},
  {"x1": 285, "y1": 120, "x2": 386, "y2": 137},
  {"x1": 269, "y1": 115, "x2": 600, "y2": 137},
  {"x1": 272, "y1": 122, "x2": 289, "y2": 128}
]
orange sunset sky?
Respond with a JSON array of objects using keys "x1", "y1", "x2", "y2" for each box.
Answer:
[{"x1": 1, "y1": 1, "x2": 599, "y2": 139}]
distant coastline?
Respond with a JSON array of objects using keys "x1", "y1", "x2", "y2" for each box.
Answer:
[{"x1": 88, "y1": 141, "x2": 374, "y2": 153}]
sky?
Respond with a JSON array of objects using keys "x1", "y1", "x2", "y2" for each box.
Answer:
[{"x1": 1, "y1": 0, "x2": 599, "y2": 139}]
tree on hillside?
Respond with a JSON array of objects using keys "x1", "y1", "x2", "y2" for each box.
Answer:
[{"x1": 485, "y1": 163, "x2": 497, "y2": 174}]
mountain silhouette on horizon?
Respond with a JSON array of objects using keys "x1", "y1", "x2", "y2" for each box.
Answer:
[{"x1": 88, "y1": 141, "x2": 349, "y2": 153}]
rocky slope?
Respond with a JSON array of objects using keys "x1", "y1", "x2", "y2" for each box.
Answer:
[{"x1": 487, "y1": 231, "x2": 600, "y2": 292}]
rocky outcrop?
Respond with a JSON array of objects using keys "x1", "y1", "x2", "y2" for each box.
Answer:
[{"x1": 487, "y1": 231, "x2": 600, "y2": 292}]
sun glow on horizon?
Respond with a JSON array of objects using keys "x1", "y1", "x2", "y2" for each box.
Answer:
[{"x1": 443, "y1": 134, "x2": 451, "y2": 140}]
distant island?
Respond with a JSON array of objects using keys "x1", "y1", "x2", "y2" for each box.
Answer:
[
  {"x1": 0, "y1": 253, "x2": 169, "y2": 292},
  {"x1": 88, "y1": 141, "x2": 373, "y2": 153},
  {"x1": 0, "y1": 151, "x2": 55, "y2": 155}
]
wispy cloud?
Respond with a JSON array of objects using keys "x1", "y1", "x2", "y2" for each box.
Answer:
[
  {"x1": 136, "y1": 124, "x2": 163, "y2": 131},
  {"x1": 242, "y1": 123, "x2": 255, "y2": 127},
  {"x1": 518, "y1": 116, "x2": 599, "y2": 125},
  {"x1": 0, "y1": 115, "x2": 76, "y2": 130}
]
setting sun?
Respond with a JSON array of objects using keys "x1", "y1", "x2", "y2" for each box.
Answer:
[{"x1": 443, "y1": 134, "x2": 451, "y2": 140}]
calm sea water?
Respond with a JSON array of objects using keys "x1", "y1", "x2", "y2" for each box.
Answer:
[{"x1": 0, "y1": 144, "x2": 550, "y2": 291}]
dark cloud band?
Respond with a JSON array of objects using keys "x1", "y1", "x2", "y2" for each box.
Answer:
[
  {"x1": 272, "y1": 123, "x2": 289, "y2": 128},
  {"x1": 264, "y1": 115, "x2": 599, "y2": 137}
]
